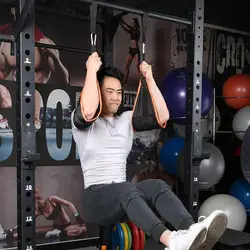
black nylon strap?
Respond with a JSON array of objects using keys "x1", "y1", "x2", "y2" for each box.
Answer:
[
  {"x1": 140, "y1": 12, "x2": 149, "y2": 124},
  {"x1": 90, "y1": 1, "x2": 97, "y2": 53},
  {"x1": 140, "y1": 12, "x2": 148, "y2": 63}
]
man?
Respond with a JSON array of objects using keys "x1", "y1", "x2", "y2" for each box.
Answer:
[
  {"x1": 0, "y1": 7, "x2": 69, "y2": 129},
  {"x1": 71, "y1": 52, "x2": 228, "y2": 250}
]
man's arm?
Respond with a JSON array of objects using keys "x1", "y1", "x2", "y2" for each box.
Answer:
[
  {"x1": 132, "y1": 61, "x2": 169, "y2": 129},
  {"x1": 0, "y1": 46, "x2": 11, "y2": 80},
  {"x1": 38, "y1": 38, "x2": 69, "y2": 85},
  {"x1": 73, "y1": 52, "x2": 102, "y2": 130}
]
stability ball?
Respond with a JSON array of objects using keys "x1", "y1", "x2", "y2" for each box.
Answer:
[
  {"x1": 198, "y1": 194, "x2": 247, "y2": 231},
  {"x1": 229, "y1": 178, "x2": 250, "y2": 216},
  {"x1": 201, "y1": 105, "x2": 221, "y2": 140},
  {"x1": 159, "y1": 136, "x2": 185, "y2": 174},
  {"x1": 161, "y1": 67, "x2": 213, "y2": 124},
  {"x1": 222, "y1": 74, "x2": 250, "y2": 110},
  {"x1": 177, "y1": 141, "x2": 225, "y2": 190},
  {"x1": 232, "y1": 106, "x2": 250, "y2": 140}
]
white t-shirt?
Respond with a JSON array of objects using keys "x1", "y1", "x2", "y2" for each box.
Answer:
[{"x1": 71, "y1": 110, "x2": 134, "y2": 188}]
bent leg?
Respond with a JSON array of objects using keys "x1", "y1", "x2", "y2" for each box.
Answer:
[
  {"x1": 135, "y1": 179, "x2": 194, "y2": 230},
  {"x1": 82, "y1": 182, "x2": 167, "y2": 242}
]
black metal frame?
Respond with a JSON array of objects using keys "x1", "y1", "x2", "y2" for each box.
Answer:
[
  {"x1": 15, "y1": 1, "x2": 38, "y2": 250},
  {"x1": 0, "y1": 0, "x2": 205, "y2": 249},
  {"x1": 183, "y1": 0, "x2": 205, "y2": 220}
]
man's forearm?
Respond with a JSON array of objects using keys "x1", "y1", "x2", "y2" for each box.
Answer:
[
  {"x1": 147, "y1": 77, "x2": 169, "y2": 125},
  {"x1": 0, "y1": 52, "x2": 9, "y2": 80},
  {"x1": 80, "y1": 69, "x2": 100, "y2": 121},
  {"x1": 51, "y1": 57, "x2": 69, "y2": 85}
]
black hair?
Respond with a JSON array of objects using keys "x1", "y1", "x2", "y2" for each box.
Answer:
[
  {"x1": 132, "y1": 18, "x2": 140, "y2": 29},
  {"x1": 97, "y1": 67, "x2": 124, "y2": 86},
  {"x1": 77, "y1": 67, "x2": 124, "y2": 108}
]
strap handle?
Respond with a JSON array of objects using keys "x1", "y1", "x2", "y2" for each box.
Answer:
[
  {"x1": 140, "y1": 12, "x2": 148, "y2": 86},
  {"x1": 140, "y1": 12, "x2": 148, "y2": 64},
  {"x1": 90, "y1": 1, "x2": 97, "y2": 53}
]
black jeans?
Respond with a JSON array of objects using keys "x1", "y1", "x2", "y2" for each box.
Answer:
[{"x1": 82, "y1": 179, "x2": 194, "y2": 242}]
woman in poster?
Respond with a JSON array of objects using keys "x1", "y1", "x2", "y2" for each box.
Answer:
[
  {"x1": 120, "y1": 17, "x2": 141, "y2": 84},
  {"x1": 0, "y1": 188, "x2": 86, "y2": 243}
]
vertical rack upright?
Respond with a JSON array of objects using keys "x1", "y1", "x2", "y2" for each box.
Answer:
[
  {"x1": 16, "y1": 0, "x2": 37, "y2": 249},
  {"x1": 184, "y1": 0, "x2": 205, "y2": 219}
]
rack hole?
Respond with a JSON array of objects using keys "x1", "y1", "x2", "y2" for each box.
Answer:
[
  {"x1": 197, "y1": 60, "x2": 200, "y2": 65},
  {"x1": 196, "y1": 85, "x2": 200, "y2": 90},
  {"x1": 26, "y1": 176, "x2": 31, "y2": 181},
  {"x1": 197, "y1": 73, "x2": 200, "y2": 77},
  {"x1": 196, "y1": 110, "x2": 199, "y2": 114},
  {"x1": 25, "y1": 82, "x2": 30, "y2": 87},
  {"x1": 26, "y1": 192, "x2": 31, "y2": 197},
  {"x1": 25, "y1": 33, "x2": 30, "y2": 39},
  {"x1": 195, "y1": 122, "x2": 199, "y2": 126},
  {"x1": 26, "y1": 238, "x2": 31, "y2": 243},
  {"x1": 26, "y1": 222, "x2": 31, "y2": 228},
  {"x1": 25, "y1": 98, "x2": 31, "y2": 103},
  {"x1": 25, "y1": 113, "x2": 31, "y2": 119},
  {"x1": 196, "y1": 97, "x2": 199, "y2": 102},
  {"x1": 25, "y1": 66, "x2": 30, "y2": 72},
  {"x1": 26, "y1": 207, "x2": 31, "y2": 212},
  {"x1": 25, "y1": 50, "x2": 30, "y2": 55}
]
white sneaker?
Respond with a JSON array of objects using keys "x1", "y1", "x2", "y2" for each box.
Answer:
[
  {"x1": 166, "y1": 223, "x2": 207, "y2": 250},
  {"x1": 197, "y1": 210, "x2": 228, "y2": 250}
]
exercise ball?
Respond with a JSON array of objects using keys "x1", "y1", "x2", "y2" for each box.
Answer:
[
  {"x1": 201, "y1": 105, "x2": 221, "y2": 140},
  {"x1": 232, "y1": 106, "x2": 250, "y2": 140},
  {"x1": 198, "y1": 194, "x2": 247, "y2": 231},
  {"x1": 177, "y1": 141, "x2": 225, "y2": 190},
  {"x1": 161, "y1": 67, "x2": 213, "y2": 124},
  {"x1": 159, "y1": 136, "x2": 185, "y2": 174},
  {"x1": 222, "y1": 74, "x2": 250, "y2": 110},
  {"x1": 229, "y1": 177, "x2": 250, "y2": 216}
]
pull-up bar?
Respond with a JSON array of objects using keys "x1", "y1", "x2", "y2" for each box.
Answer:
[
  {"x1": 77, "y1": 0, "x2": 250, "y2": 37},
  {"x1": 77, "y1": 0, "x2": 191, "y2": 25}
]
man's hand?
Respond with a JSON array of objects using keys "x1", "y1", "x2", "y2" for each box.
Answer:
[
  {"x1": 139, "y1": 61, "x2": 153, "y2": 81},
  {"x1": 86, "y1": 52, "x2": 102, "y2": 73}
]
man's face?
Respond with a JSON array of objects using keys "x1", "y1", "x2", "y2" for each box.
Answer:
[{"x1": 100, "y1": 76, "x2": 122, "y2": 116}]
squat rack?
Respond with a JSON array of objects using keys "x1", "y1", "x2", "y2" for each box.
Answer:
[{"x1": 0, "y1": 0, "x2": 204, "y2": 249}]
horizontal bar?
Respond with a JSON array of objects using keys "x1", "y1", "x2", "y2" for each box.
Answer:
[
  {"x1": 0, "y1": 34, "x2": 14, "y2": 43},
  {"x1": 77, "y1": 0, "x2": 191, "y2": 25},
  {"x1": 77, "y1": 0, "x2": 250, "y2": 37},
  {"x1": 216, "y1": 130, "x2": 246, "y2": 134},
  {"x1": 35, "y1": 42, "x2": 103, "y2": 55},
  {"x1": 14, "y1": 0, "x2": 36, "y2": 41}
]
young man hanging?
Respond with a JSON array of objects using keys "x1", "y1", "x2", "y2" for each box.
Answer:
[{"x1": 71, "y1": 52, "x2": 228, "y2": 250}]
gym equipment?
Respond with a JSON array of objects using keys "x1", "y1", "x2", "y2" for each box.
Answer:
[
  {"x1": 232, "y1": 106, "x2": 250, "y2": 141},
  {"x1": 160, "y1": 67, "x2": 213, "y2": 124},
  {"x1": 120, "y1": 223, "x2": 129, "y2": 250},
  {"x1": 132, "y1": 13, "x2": 165, "y2": 131},
  {"x1": 127, "y1": 221, "x2": 141, "y2": 250},
  {"x1": 139, "y1": 228, "x2": 145, "y2": 250},
  {"x1": 123, "y1": 223, "x2": 132, "y2": 250},
  {"x1": 199, "y1": 194, "x2": 247, "y2": 231},
  {"x1": 222, "y1": 74, "x2": 250, "y2": 110},
  {"x1": 229, "y1": 177, "x2": 250, "y2": 216},
  {"x1": 111, "y1": 224, "x2": 125, "y2": 250},
  {"x1": 201, "y1": 105, "x2": 221, "y2": 139},
  {"x1": 241, "y1": 125, "x2": 250, "y2": 184},
  {"x1": 177, "y1": 141, "x2": 225, "y2": 190},
  {"x1": 159, "y1": 136, "x2": 185, "y2": 174}
]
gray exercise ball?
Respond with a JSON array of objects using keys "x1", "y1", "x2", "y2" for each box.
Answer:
[
  {"x1": 177, "y1": 141, "x2": 225, "y2": 190},
  {"x1": 232, "y1": 106, "x2": 250, "y2": 141},
  {"x1": 199, "y1": 194, "x2": 247, "y2": 231}
]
